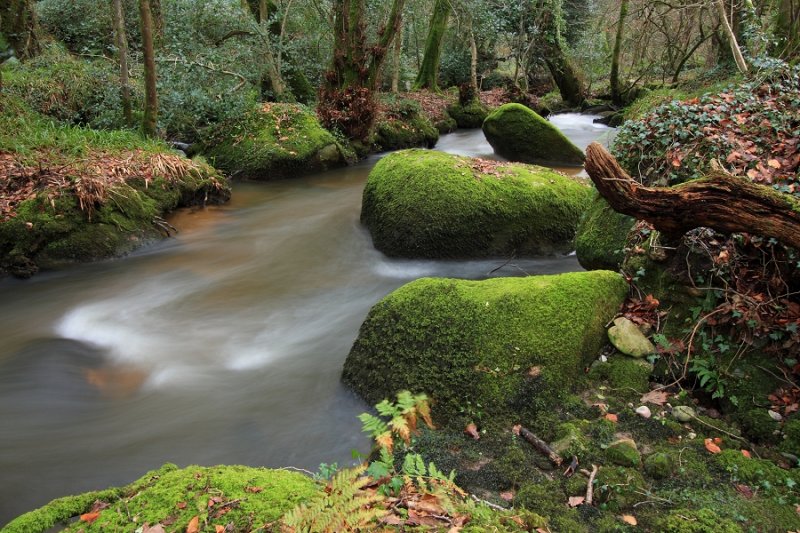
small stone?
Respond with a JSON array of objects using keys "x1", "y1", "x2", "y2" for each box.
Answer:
[
  {"x1": 768, "y1": 410, "x2": 783, "y2": 421},
  {"x1": 635, "y1": 405, "x2": 652, "y2": 419},
  {"x1": 606, "y1": 438, "x2": 641, "y2": 467},
  {"x1": 687, "y1": 431, "x2": 697, "y2": 439},
  {"x1": 672, "y1": 405, "x2": 696, "y2": 422},
  {"x1": 644, "y1": 452, "x2": 674, "y2": 479},
  {"x1": 607, "y1": 317, "x2": 656, "y2": 358}
]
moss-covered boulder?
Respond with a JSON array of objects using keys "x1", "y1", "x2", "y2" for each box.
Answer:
[
  {"x1": 482, "y1": 103, "x2": 585, "y2": 167},
  {"x1": 374, "y1": 99, "x2": 439, "y2": 151},
  {"x1": 575, "y1": 191, "x2": 635, "y2": 271},
  {"x1": 446, "y1": 99, "x2": 490, "y2": 129},
  {"x1": 361, "y1": 149, "x2": 591, "y2": 258},
  {"x1": 2, "y1": 464, "x2": 318, "y2": 533},
  {"x1": 342, "y1": 270, "x2": 629, "y2": 425},
  {"x1": 606, "y1": 438, "x2": 642, "y2": 467},
  {"x1": 202, "y1": 103, "x2": 347, "y2": 179}
]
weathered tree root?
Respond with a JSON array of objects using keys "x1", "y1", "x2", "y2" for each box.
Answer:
[{"x1": 584, "y1": 142, "x2": 800, "y2": 250}]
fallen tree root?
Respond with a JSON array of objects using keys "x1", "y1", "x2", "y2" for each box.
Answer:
[{"x1": 584, "y1": 142, "x2": 800, "y2": 250}]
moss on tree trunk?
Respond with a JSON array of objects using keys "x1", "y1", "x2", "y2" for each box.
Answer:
[
  {"x1": 413, "y1": 0, "x2": 450, "y2": 91},
  {"x1": 0, "y1": 0, "x2": 39, "y2": 60}
]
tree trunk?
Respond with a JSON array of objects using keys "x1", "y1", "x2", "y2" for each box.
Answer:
[
  {"x1": 413, "y1": 0, "x2": 450, "y2": 90},
  {"x1": 584, "y1": 142, "x2": 800, "y2": 250},
  {"x1": 470, "y1": 27, "x2": 478, "y2": 92},
  {"x1": 391, "y1": 20, "x2": 403, "y2": 93},
  {"x1": 610, "y1": 0, "x2": 629, "y2": 106},
  {"x1": 716, "y1": 0, "x2": 748, "y2": 73},
  {"x1": 150, "y1": 0, "x2": 164, "y2": 46},
  {"x1": 0, "y1": 0, "x2": 40, "y2": 60},
  {"x1": 258, "y1": 0, "x2": 286, "y2": 99},
  {"x1": 545, "y1": 52, "x2": 584, "y2": 107},
  {"x1": 318, "y1": 0, "x2": 406, "y2": 139},
  {"x1": 112, "y1": 0, "x2": 133, "y2": 126},
  {"x1": 774, "y1": 0, "x2": 800, "y2": 58},
  {"x1": 139, "y1": 0, "x2": 158, "y2": 137}
]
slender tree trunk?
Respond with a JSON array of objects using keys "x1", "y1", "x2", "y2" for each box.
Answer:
[
  {"x1": 716, "y1": 0, "x2": 748, "y2": 73},
  {"x1": 258, "y1": 0, "x2": 286, "y2": 99},
  {"x1": 150, "y1": 0, "x2": 164, "y2": 46},
  {"x1": 391, "y1": 20, "x2": 403, "y2": 93},
  {"x1": 413, "y1": 0, "x2": 450, "y2": 90},
  {"x1": 775, "y1": 0, "x2": 800, "y2": 58},
  {"x1": 469, "y1": 26, "x2": 478, "y2": 93},
  {"x1": 610, "y1": 0, "x2": 629, "y2": 106},
  {"x1": 0, "y1": 0, "x2": 40, "y2": 60},
  {"x1": 112, "y1": 0, "x2": 133, "y2": 126},
  {"x1": 139, "y1": 0, "x2": 158, "y2": 137}
]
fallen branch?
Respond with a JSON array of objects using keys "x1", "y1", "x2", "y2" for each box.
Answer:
[
  {"x1": 584, "y1": 143, "x2": 800, "y2": 250},
  {"x1": 513, "y1": 425, "x2": 562, "y2": 466},
  {"x1": 581, "y1": 464, "x2": 599, "y2": 505},
  {"x1": 470, "y1": 493, "x2": 507, "y2": 512}
]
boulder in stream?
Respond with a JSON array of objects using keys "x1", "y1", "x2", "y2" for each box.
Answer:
[
  {"x1": 201, "y1": 103, "x2": 348, "y2": 179},
  {"x1": 482, "y1": 103, "x2": 585, "y2": 166},
  {"x1": 342, "y1": 270, "x2": 629, "y2": 425},
  {"x1": 361, "y1": 149, "x2": 591, "y2": 258},
  {"x1": 575, "y1": 190, "x2": 635, "y2": 271}
]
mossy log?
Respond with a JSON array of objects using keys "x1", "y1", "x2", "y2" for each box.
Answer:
[{"x1": 585, "y1": 142, "x2": 800, "y2": 249}]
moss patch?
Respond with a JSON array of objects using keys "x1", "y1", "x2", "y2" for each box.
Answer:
[
  {"x1": 575, "y1": 190, "x2": 635, "y2": 271},
  {"x1": 202, "y1": 102, "x2": 346, "y2": 179},
  {"x1": 482, "y1": 103, "x2": 585, "y2": 166},
  {"x1": 4, "y1": 464, "x2": 318, "y2": 533},
  {"x1": 446, "y1": 99, "x2": 490, "y2": 129},
  {"x1": 342, "y1": 270, "x2": 628, "y2": 425},
  {"x1": 361, "y1": 149, "x2": 591, "y2": 259},
  {"x1": 373, "y1": 98, "x2": 439, "y2": 151}
]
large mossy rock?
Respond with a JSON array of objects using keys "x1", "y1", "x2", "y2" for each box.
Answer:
[
  {"x1": 446, "y1": 99, "x2": 490, "y2": 129},
  {"x1": 575, "y1": 191, "x2": 635, "y2": 271},
  {"x1": 2, "y1": 464, "x2": 318, "y2": 533},
  {"x1": 374, "y1": 99, "x2": 439, "y2": 151},
  {"x1": 482, "y1": 103, "x2": 585, "y2": 166},
  {"x1": 342, "y1": 270, "x2": 628, "y2": 425},
  {"x1": 361, "y1": 149, "x2": 591, "y2": 258},
  {"x1": 202, "y1": 103, "x2": 347, "y2": 179}
]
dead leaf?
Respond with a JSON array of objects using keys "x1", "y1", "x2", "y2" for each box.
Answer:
[
  {"x1": 621, "y1": 514, "x2": 638, "y2": 526},
  {"x1": 604, "y1": 413, "x2": 618, "y2": 423},
  {"x1": 80, "y1": 512, "x2": 100, "y2": 524},
  {"x1": 704, "y1": 438, "x2": 722, "y2": 454},
  {"x1": 176, "y1": 502, "x2": 187, "y2": 509},
  {"x1": 640, "y1": 390, "x2": 670, "y2": 405},
  {"x1": 735, "y1": 484, "x2": 754, "y2": 499},
  {"x1": 245, "y1": 486, "x2": 263, "y2": 493},
  {"x1": 768, "y1": 159, "x2": 782, "y2": 169},
  {"x1": 500, "y1": 491, "x2": 514, "y2": 502},
  {"x1": 143, "y1": 525, "x2": 167, "y2": 533},
  {"x1": 567, "y1": 496, "x2": 585, "y2": 507},
  {"x1": 741, "y1": 449, "x2": 752, "y2": 458},
  {"x1": 186, "y1": 516, "x2": 200, "y2": 533},
  {"x1": 465, "y1": 423, "x2": 480, "y2": 440},
  {"x1": 528, "y1": 366, "x2": 542, "y2": 378},
  {"x1": 215, "y1": 526, "x2": 225, "y2": 533},
  {"x1": 512, "y1": 424, "x2": 522, "y2": 436}
]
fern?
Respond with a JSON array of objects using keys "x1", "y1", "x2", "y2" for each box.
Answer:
[{"x1": 282, "y1": 465, "x2": 388, "y2": 533}]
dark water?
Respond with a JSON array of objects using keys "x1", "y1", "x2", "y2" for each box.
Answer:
[{"x1": 0, "y1": 117, "x2": 612, "y2": 524}]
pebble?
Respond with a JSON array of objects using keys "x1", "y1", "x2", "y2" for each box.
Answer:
[
  {"x1": 768, "y1": 410, "x2": 783, "y2": 421},
  {"x1": 672, "y1": 405, "x2": 696, "y2": 422},
  {"x1": 635, "y1": 405, "x2": 651, "y2": 419}
]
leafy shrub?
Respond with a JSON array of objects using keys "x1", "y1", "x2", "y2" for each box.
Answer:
[{"x1": 38, "y1": 0, "x2": 141, "y2": 55}]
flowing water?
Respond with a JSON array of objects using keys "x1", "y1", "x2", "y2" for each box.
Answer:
[{"x1": 0, "y1": 114, "x2": 613, "y2": 524}]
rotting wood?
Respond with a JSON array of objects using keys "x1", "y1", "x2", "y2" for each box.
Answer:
[{"x1": 584, "y1": 142, "x2": 800, "y2": 250}]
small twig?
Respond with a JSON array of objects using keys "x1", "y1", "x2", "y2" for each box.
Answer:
[
  {"x1": 278, "y1": 466, "x2": 316, "y2": 477},
  {"x1": 514, "y1": 425, "x2": 563, "y2": 466},
  {"x1": 470, "y1": 493, "x2": 507, "y2": 511},
  {"x1": 584, "y1": 464, "x2": 598, "y2": 505}
]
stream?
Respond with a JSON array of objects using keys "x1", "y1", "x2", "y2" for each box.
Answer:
[{"x1": 0, "y1": 114, "x2": 614, "y2": 524}]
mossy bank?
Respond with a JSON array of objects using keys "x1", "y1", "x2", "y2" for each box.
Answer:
[
  {"x1": 361, "y1": 149, "x2": 591, "y2": 258},
  {"x1": 342, "y1": 270, "x2": 628, "y2": 426}
]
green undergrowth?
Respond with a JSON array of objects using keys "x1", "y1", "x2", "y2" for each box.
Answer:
[
  {"x1": 2, "y1": 464, "x2": 317, "y2": 533},
  {"x1": 373, "y1": 97, "x2": 439, "y2": 151},
  {"x1": 361, "y1": 149, "x2": 591, "y2": 258},
  {"x1": 342, "y1": 270, "x2": 628, "y2": 427},
  {"x1": 201, "y1": 102, "x2": 349, "y2": 179}
]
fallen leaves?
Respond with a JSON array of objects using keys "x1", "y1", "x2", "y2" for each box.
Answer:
[
  {"x1": 79, "y1": 512, "x2": 100, "y2": 524},
  {"x1": 465, "y1": 423, "x2": 480, "y2": 440},
  {"x1": 640, "y1": 390, "x2": 670, "y2": 405},
  {"x1": 567, "y1": 496, "x2": 585, "y2": 507},
  {"x1": 604, "y1": 413, "x2": 618, "y2": 423},
  {"x1": 704, "y1": 437, "x2": 722, "y2": 454},
  {"x1": 186, "y1": 515, "x2": 199, "y2": 533},
  {"x1": 621, "y1": 514, "x2": 638, "y2": 526}
]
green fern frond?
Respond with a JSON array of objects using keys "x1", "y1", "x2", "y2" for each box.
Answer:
[{"x1": 358, "y1": 412, "x2": 389, "y2": 438}]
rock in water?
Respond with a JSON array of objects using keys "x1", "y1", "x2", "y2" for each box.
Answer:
[
  {"x1": 361, "y1": 149, "x2": 591, "y2": 258},
  {"x1": 607, "y1": 317, "x2": 655, "y2": 358},
  {"x1": 482, "y1": 103, "x2": 585, "y2": 166},
  {"x1": 342, "y1": 270, "x2": 628, "y2": 425}
]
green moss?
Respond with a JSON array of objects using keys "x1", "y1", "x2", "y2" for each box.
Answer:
[
  {"x1": 605, "y1": 439, "x2": 642, "y2": 468},
  {"x1": 782, "y1": 418, "x2": 800, "y2": 455},
  {"x1": 361, "y1": 149, "x2": 591, "y2": 259},
  {"x1": 203, "y1": 103, "x2": 345, "y2": 179},
  {"x1": 588, "y1": 356, "x2": 652, "y2": 400},
  {"x1": 715, "y1": 449, "x2": 800, "y2": 487},
  {"x1": 594, "y1": 467, "x2": 647, "y2": 511},
  {"x1": 5, "y1": 464, "x2": 318, "y2": 533},
  {"x1": 482, "y1": 103, "x2": 585, "y2": 166},
  {"x1": 342, "y1": 270, "x2": 628, "y2": 425},
  {"x1": 575, "y1": 191, "x2": 634, "y2": 271},
  {"x1": 446, "y1": 99, "x2": 489, "y2": 129},
  {"x1": 644, "y1": 451, "x2": 674, "y2": 479},
  {"x1": 374, "y1": 113, "x2": 439, "y2": 152},
  {"x1": 551, "y1": 422, "x2": 591, "y2": 459},
  {"x1": 737, "y1": 408, "x2": 779, "y2": 444},
  {"x1": 654, "y1": 508, "x2": 742, "y2": 533}
]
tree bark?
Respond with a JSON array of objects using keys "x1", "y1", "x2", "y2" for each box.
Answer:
[
  {"x1": 112, "y1": 0, "x2": 133, "y2": 127},
  {"x1": 413, "y1": 0, "x2": 450, "y2": 90},
  {"x1": 584, "y1": 142, "x2": 800, "y2": 250},
  {"x1": 0, "y1": 0, "x2": 40, "y2": 60},
  {"x1": 774, "y1": 0, "x2": 800, "y2": 58},
  {"x1": 715, "y1": 0, "x2": 748, "y2": 73},
  {"x1": 469, "y1": 23, "x2": 478, "y2": 93},
  {"x1": 150, "y1": 0, "x2": 164, "y2": 46},
  {"x1": 610, "y1": 0, "x2": 629, "y2": 106},
  {"x1": 391, "y1": 19, "x2": 403, "y2": 93},
  {"x1": 139, "y1": 0, "x2": 158, "y2": 137},
  {"x1": 258, "y1": 0, "x2": 286, "y2": 99}
]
